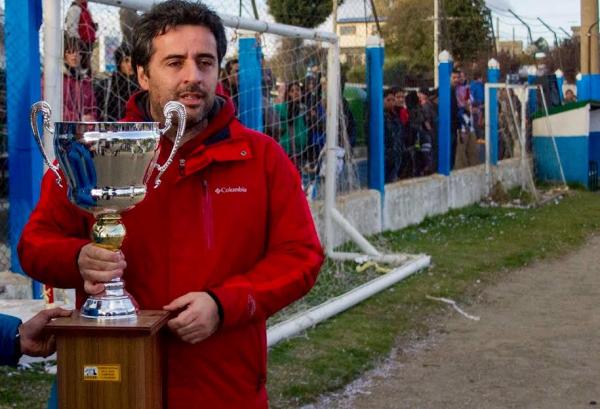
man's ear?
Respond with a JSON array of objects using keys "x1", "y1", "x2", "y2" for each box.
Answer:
[{"x1": 137, "y1": 65, "x2": 149, "y2": 91}]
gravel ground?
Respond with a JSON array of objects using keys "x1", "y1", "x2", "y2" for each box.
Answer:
[{"x1": 306, "y1": 235, "x2": 600, "y2": 409}]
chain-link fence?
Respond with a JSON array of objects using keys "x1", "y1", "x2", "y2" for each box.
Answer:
[{"x1": 0, "y1": 1, "x2": 13, "y2": 271}]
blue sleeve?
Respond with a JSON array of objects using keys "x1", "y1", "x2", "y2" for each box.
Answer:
[{"x1": 0, "y1": 313, "x2": 22, "y2": 366}]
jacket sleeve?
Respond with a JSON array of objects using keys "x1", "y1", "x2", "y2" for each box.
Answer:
[
  {"x1": 209, "y1": 140, "x2": 324, "y2": 329},
  {"x1": 18, "y1": 170, "x2": 92, "y2": 289},
  {"x1": 0, "y1": 314, "x2": 21, "y2": 366}
]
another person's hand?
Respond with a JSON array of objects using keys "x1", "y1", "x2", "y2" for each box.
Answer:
[
  {"x1": 78, "y1": 243, "x2": 127, "y2": 295},
  {"x1": 163, "y1": 292, "x2": 220, "y2": 344},
  {"x1": 20, "y1": 308, "x2": 73, "y2": 357}
]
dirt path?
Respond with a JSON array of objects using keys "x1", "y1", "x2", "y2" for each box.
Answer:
[{"x1": 307, "y1": 236, "x2": 600, "y2": 409}]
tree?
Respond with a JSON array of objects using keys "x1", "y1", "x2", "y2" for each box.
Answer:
[
  {"x1": 383, "y1": 0, "x2": 494, "y2": 82},
  {"x1": 442, "y1": 0, "x2": 494, "y2": 62},
  {"x1": 266, "y1": 0, "x2": 337, "y2": 28},
  {"x1": 266, "y1": 0, "x2": 341, "y2": 81}
]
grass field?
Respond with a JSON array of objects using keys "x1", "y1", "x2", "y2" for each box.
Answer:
[{"x1": 2, "y1": 190, "x2": 598, "y2": 408}]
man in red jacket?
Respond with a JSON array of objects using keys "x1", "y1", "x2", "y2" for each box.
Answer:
[{"x1": 18, "y1": 1, "x2": 324, "y2": 407}]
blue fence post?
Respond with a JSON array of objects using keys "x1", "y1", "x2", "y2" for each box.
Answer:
[
  {"x1": 5, "y1": 0, "x2": 44, "y2": 298},
  {"x1": 366, "y1": 36, "x2": 385, "y2": 195},
  {"x1": 555, "y1": 69, "x2": 564, "y2": 104},
  {"x1": 238, "y1": 34, "x2": 263, "y2": 132},
  {"x1": 577, "y1": 73, "x2": 590, "y2": 101},
  {"x1": 527, "y1": 66, "x2": 538, "y2": 116},
  {"x1": 487, "y1": 58, "x2": 500, "y2": 166},
  {"x1": 437, "y1": 50, "x2": 452, "y2": 176}
]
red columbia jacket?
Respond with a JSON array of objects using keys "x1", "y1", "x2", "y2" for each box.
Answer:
[{"x1": 18, "y1": 92, "x2": 324, "y2": 408}]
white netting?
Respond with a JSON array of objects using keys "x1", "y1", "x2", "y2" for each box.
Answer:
[{"x1": 52, "y1": 1, "x2": 360, "y2": 200}]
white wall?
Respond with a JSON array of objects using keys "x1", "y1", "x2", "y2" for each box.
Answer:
[{"x1": 313, "y1": 158, "x2": 529, "y2": 247}]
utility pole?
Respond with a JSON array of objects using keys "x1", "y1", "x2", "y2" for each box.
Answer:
[
  {"x1": 581, "y1": 0, "x2": 599, "y2": 74},
  {"x1": 333, "y1": 0, "x2": 338, "y2": 35},
  {"x1": 512, "y1": 27, "x2": 515, "y2": 57},
  {"x1": 496, "y1": 17, "x2": 500, "y2": 54},
  {"x1": 434, "y1": 0, "x2": 439, "y2": 88}
]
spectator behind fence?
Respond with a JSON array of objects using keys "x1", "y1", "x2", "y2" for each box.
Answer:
[
  {"x1": 64, "y1": 0, "x2": 97, "y2": 73},
  {"x1": 19, "y1": 1, "x2": 324, "y2": 407},
  {"x1": 394, "y1": 88, "x2": 409, "y2": 128},
  {"x1": 0, "y1": 309, "x2": 72, "y2": 367},
  {"x1": 62, "y1": 37, "x2": 97, "y2": 122},
  {"x1": 470, "y1": 71, "x2": 484, "y2": 140},
  {"x1": 275, "y1": 81, "x2": 308, "y2": 166},
  {"x1": 564, "y1": 89, "x2": 576, "y2": 104},
  {"x1": 384, "y1": 88, "x2": 404, "y2": 183},
  {"x1": 406, "y1": 91, "x2": 433, "y2": 176},
  {"x1": 419, "y1": 88, "x2": 437, "y2": 172},
  {"x1": 221, "y1": 58, "x2": 239, "y2": 110},
  {"x1": 96, "y1": 43, "x2": 140, "y2": 121},
  {"x1": 450, "y1": 69, "x2": 460, "y2": 169},
  {"x1": 304, "y1": 73, "x2": 326, "y2": 165}
]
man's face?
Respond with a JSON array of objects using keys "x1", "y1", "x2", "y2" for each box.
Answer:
[
  {"x1": 137, "y1": 25, "x2": 219, "y2": 128},
  {"x1": 451, "y1": 73, "x2": 459, "y2": 87},
  {"x1": 394, "y1": 92, "x2": 404, "y2": 107},
  {"x1": 384, "y1": 94, "x2": 396, "y2": 111}
]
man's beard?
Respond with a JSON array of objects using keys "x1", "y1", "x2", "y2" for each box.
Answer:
[{"x1": 150, "y1": 84, "x2": 215, "y2": 129}]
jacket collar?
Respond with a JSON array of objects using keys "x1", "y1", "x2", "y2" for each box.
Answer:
[{"x1": 124, "y1": 91, "x2": 253, "y2": 177}]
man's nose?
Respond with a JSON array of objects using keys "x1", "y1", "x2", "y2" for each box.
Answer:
[{"x1": 182, "y1": 60, "x2": 203, "y2": 83}]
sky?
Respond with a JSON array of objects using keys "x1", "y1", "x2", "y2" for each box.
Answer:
[{"x1": 485, "y1": 0, "x2": 580, "y2": 44}]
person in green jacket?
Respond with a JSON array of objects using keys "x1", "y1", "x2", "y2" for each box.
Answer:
[{"x1": 275, "y1": 81, "x2": 308, "y2": 166}]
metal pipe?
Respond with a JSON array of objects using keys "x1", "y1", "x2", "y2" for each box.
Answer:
[
  {"x1": 267, "y1": 255, "x2": 431, "y2": 347},
  {"x1": 90, "y1": 0, "x2": 338, "y2": 43},
  {"x1": 324, "y1": 41, "x2": 341, "y2": 253},
  {"x1": 539, "y1": 85, "x2": 567, "y2": 185},
  {"x1": 329, "y1": 208, "x2": 381, "y2": 257},
  {"x1": 42, "y1": 0, "x2": 63, "y2": 161}
]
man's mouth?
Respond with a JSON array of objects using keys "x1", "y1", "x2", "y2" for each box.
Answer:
[{"x1": 178, "y1": 92, "x2": 205, "y2": 105}]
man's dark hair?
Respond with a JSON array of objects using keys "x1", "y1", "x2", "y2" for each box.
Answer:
[
  {"x1": 132, "y1": 0, "x2": 227, "y2": 72},
  {"x1": 224, "y1": 58, "x2": 238, "y2": 74},
  {"x1": 383, "y1": 88, "x2": 396, "y2": 98}
]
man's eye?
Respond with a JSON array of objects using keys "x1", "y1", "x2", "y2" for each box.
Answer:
[
  {"x1": 199, "y1": 59, "x2": 214, "y2": 67},
  {"x1": 168, "y1": 60, "x2": 183, "y2": 67}
]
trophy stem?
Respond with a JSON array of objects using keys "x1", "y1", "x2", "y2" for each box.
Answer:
[{"x1": 81, "y1": 213, "x2": 137, "y2": 319}]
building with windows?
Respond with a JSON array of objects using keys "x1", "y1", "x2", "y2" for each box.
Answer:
[{"x1": 336, "y1": 0, "x2": 385, "y2": 65}]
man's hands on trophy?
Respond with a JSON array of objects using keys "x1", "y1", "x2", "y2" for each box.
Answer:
[
  {"x1": 163, "y1": 292, "x2": 220, "y2": 344},
  {"x1": 20, "y1": 307, "x2": 73, "y2": 357},
  {"x1": 78, "y1": 243, "x2": 127, "y2": 294}
]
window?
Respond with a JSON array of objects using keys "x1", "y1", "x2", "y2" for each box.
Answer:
[{"x1": 339, "y1": 26, "x2": 357, "y2": 36}]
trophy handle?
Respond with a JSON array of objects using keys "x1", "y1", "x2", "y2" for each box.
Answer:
[
  {"x1": 30, "y1": 101, "x2": 63, "y2": 187},
  {"x1": 154, "y1": 101, "x2": 187, "y2": 188}
]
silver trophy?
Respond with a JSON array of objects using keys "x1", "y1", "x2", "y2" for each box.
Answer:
[{"x1": 30, "y1": 101, "x2": 187, "y2": 319}]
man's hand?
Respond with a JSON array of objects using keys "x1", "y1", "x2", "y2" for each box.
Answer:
[
  {"x1": 163, "y1": 292, "x2": 220, "y2": 344},
  {"x1": 78, "y1": 243, "x2": 127, "y2": 295},
  {"x1": 20, "y1": 308, "x2": 73, "y2": 357}
]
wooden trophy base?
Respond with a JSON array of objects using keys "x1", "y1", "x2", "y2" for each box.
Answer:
[{"x1": 46, "y1": 310, "x2": 170, "y2": 409}]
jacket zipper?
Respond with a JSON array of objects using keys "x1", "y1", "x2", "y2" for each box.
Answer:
[
  {"x1": 179, "y1": 159, "x2": 186, "y2": 176},
  {"x1": 202, "y1": 179, "x2": 214, "y2": 250}
]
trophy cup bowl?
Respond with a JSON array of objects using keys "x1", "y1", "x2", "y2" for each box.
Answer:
[{"x1": 30, "y1": 101, "x2": 187, "y2": 319}]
